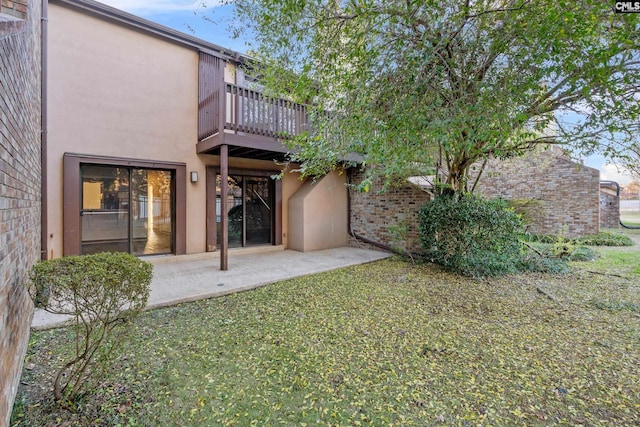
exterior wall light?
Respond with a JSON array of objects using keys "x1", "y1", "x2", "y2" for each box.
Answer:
[{"x1": 190, "y1": 171, "x2": 198, "y2": 183}]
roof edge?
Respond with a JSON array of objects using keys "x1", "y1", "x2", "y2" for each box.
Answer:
[{"x1": 51, "y1": 0, "x2": 251, "y2": 63}]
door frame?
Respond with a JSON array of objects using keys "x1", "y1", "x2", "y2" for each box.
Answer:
[
  {"x1": 63, "y1": 153, "x2": 187, "y2": 256},
  {"x1": 206, "y1": 166, "x2": 282, "y2": 251}
]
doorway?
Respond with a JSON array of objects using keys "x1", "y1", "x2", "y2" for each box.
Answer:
[
  {"x1": 80, "y1": 165, "x2": 174, "y2": 255},
  {"x1": 215, "y1": 174, "x2": 274, "y2": 248}
]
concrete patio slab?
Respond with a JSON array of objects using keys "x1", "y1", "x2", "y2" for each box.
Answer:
[{"x1": 31, "y1": 246, "x2": 391, "y2": 330}]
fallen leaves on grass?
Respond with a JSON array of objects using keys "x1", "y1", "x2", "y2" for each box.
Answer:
[{"x1": 12, "y1": 257, "x2": 640, "y2": 426}]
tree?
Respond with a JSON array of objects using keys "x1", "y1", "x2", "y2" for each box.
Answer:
[
  {"x1": 226, "y1": 0, "x2": 639, "y2": 194},
  {"x1": 614, "y1": 141, "x2": 640, "y2": 181}
]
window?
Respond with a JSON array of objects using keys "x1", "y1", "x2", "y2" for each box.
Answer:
[
  {"x1": 63, "y1": 154, "x2": 186, "y2": 256},
  {"x1": 81, "y1": 165, "x2": 174, "y2": 255}
]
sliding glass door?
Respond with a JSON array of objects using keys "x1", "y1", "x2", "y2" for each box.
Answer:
[
  {"x1": 80, "y1": 165, "x2": 174, "y2": 255},
  {"x1": 216, "y1": 174, "x2": 273, "y2": 248}
]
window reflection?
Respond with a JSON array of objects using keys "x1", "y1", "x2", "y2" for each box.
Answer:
[
  {"x1": 81, "y1": 165, "x2": 173, "y2": 255},
  {"x1": 216, "y1": 174, "x2": 272, "y2": 248}
]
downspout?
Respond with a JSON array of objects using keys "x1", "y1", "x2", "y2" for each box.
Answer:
[
  {"x1": 40, "y1": 0, "x2": 48, "y2": 259},
  {"x1": 600, "y1": 180, "x2": 640, "y2": 230},
  {"x1": 345, "y1": 169, "x2": 404, "y2": 254}
]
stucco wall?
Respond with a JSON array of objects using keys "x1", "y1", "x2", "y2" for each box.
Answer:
[
  {"x1": 281, "y1": 170, "x2": 304, "y2": 248},
  {"x1": 47, "y1": 2, "x2": 200, "y2": 256},
  {"x1": 348, "y1": 169, "x2": 430, "y2": 253},
  {"x1": 0, "y1": 0, "x2": 41, "y2": 423},
  {"x1": 288, "y1": 171, "x2": 348, "y2": 252},
  {"x1": 47, "y1": 3, "x2": 302, "y2": 256},
  {"x1": 474, "y1": 148, "x2": 600, "y2": 237}
]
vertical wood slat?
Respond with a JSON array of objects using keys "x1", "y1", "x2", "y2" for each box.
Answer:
[
  {"x1": 198, "y1": 53, "x2": 224, "y2": 141},
  {"x1": 216, "y1": 81, "x2": 309, "y2": 140}
]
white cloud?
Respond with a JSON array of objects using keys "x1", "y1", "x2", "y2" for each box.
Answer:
[
  {"x1": 98, "y1": 0, "x2": 221, "y2": 14},
  {"x1": 600, "y1": 163, "x2": 633, "y2": 185}
]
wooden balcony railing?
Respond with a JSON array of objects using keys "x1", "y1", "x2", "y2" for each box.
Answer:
[
  {"x1": 225, "y1": 84, "x2": 308, "y2": 139},
  {"x1": 198, "y1": 53, "x2": 309, "y2": 144}
]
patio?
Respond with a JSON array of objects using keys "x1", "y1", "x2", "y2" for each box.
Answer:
[{"x1": 31, "y1": 246, "x2": 391, "y2": 329}]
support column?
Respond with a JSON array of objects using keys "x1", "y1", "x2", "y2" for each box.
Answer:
[{"x1": 220, "y1": 144, "x2": 229, "y2": 270}]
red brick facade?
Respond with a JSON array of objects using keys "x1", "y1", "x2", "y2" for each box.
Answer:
[
  {"x1": 474, "y1": 148, "x2": 600, "y2": 237},
  {"x1": 348, "y1": 169, "x2": 431, "y2": 253},
  {"x1": 348, "y1": 148, "x2": 601, "y2": 255},
  {"x1": 0, "y1": 0, "x2": 41, "y2": 423},
  {"x1": 600, "y1": 183, "x2": 620, "y2": 229},
  {"x1": 1, "y1": 0, "x2": 28, "y2": 20}
]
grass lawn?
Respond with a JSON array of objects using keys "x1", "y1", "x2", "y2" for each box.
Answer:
[
  {"x1": 11, "y1": 233, "x2": 640, "y2": 426},
  {"x1": 621, "y1": 211, "x2": 640, "y2": 226}
]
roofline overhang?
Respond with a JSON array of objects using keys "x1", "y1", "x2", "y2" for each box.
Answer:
[{"x1": 50, "y1": 0, "x2": 252, "y2": 63}]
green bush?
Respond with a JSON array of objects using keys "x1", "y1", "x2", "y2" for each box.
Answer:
[
  {"x1": 522, "y1": 233, "x2": 557, "y2": 244},
  {"x1": 388, "y1": 219, "x2": 418, "y2": 263},
  {"x1": 523, "y1": 242, "x2": 599, "y2": 263},
  {"x1": 574, "y1": 231, "x2": 634, "y2": 247},
  {"x1": 526, "y1": 231, "x2": 633, "y2": 247},
  {"x1": 516, "y1": 251, "x2": 569, "y2": 274},
  {"x1": 507, "y1": 198, "x2": 545, "y2": 232},
  {"x1": 30, "y1": 252, "x2": 152, "y2": 402},
  {"x1": 418, "y1": 194, "x2": 524, "y2": 278}
]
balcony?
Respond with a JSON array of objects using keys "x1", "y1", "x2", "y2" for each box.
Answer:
[{"x1": 197, "y1": 53, "x2": 308, "y2": 160}]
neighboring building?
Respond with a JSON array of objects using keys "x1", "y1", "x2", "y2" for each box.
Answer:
[
  {"x1": 348, "y1": 170, "x2": 430, "y2": 254},
  {"x1": 474, "y1": 147, "x2": 600, "y2": 237},
  {"x1": 0, "y1": 0, "x2": 42, "y2": 423},
  {"x1": 1, "y1": 0, "x2": 610, "y2": 421},
  {"x1": 600, "y1": 181, "x2": 620, "y2": 229},
  {"x1": 45, "y1": 0, "x2": 348, "y2": 269},
  {"x1": 355, "y1": 146, "x2": 604, "y2": 255}
]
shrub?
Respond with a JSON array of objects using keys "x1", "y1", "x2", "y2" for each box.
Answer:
[
  {"x1": 507, "y1": 198, "x2": 545, "y2": 233},
  {"x1": 522, "y1": 233, "x2": 558, "y2": 244},
  {"x1": 522, "y1": 241, "x2": 598, "y2": 264},
  {"x1": 388, "y1": 219, "x2": 418, "y2": 263},
  {"x1": 517, "y1": 250, "x2": 569, "y2": 274},
  {"x1": 574, "y1": 231, "x2": 634, "y2": 247},
  {"x1": 526, "y1": 231, "x2": 633, "y2": 247},
  {"x1": 29, "y1": 252, "x2": 152, "y2": 402},
  {"x1": 418, "y1": 194, "x2": 524, "y2": 278}
]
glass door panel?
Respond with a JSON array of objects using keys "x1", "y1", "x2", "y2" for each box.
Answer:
[
  {"x1": 81, "y1": 165, "x2": 174, "y2": 255},
  {"x1": 216, "y1": 174, "x2": 273, "y2": 248},
  {"x1": 81, "y1": 165, "x2": 130, "y2": 254},
  {"x1": 245, "y1": 176, "x2": 272, "y2": 245},
  {"x1": 216, "y1": 175, "x2": 244, "y2": 248},
  {"x1": 131, "y1": 169, "x2": 173, "y2": 255}
]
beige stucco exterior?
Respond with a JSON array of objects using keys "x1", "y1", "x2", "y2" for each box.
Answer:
[
  {"x1": 288, "y1": 171, "x2": 349, "y2": 252},
  {"x1": 46, "y1": 2, "x2": 342, "y2": 258},
  {"x1": 48, "y1": 3, "x2": 197, "y2": 257}
]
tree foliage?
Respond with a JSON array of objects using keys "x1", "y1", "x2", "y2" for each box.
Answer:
[
  {"x1": 229, "y1": 0, "x2": 639, "y2": 193},
  {"x1": 613, "y1": 141, "x2": 640, "y2": 180},
  {"x1": 418, "y1": 194, "x2": 525, "y2": 277}
]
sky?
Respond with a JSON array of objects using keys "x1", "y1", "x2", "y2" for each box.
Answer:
[
  {"x1": 99, "y1": 0, "x2": 636, "y2": 186},
  {"x1": 99, "y1": 0, "x2": 251, "y2": 53}
]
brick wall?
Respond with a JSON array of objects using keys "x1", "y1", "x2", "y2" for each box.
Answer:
[
  {"x1": 348, "y1": 146, "x2": 600, "y2": 255},
  {"x1": 348, "y1": 169, "x2": 430, "y2": 253},
  {"x1": 474, "y1": 147, "x2": 600, "y2": 237},
  {"x1": 0, "y1": 0, "x2": 41, "y2": 423},
  {"x1": 600, "y1": 184, "x2": 620, "y2": 229},
  {"x1": 1, "y1": 0, "x2": 28, "y2": 20}
]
